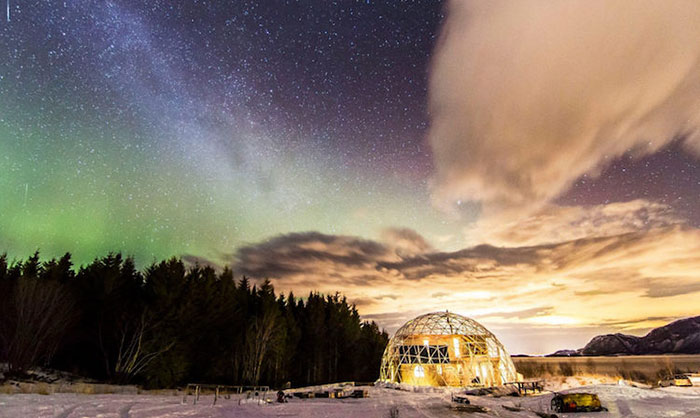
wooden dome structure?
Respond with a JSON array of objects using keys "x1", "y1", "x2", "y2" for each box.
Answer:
[{"x1": 379, "y1": 311, "x2": 517, "y2": 387}]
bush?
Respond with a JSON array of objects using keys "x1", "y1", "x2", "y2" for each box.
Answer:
[{"x1": 558, "y1": 362, "x2": 575, "y2": 376}]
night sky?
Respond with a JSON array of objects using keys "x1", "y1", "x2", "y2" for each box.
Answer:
[
  {"x1": 2, "y1": 0, "x2": 700, "y2": 354},
  {"x1": 1, "y1": 0, "x2": 454, "y2": 261}
]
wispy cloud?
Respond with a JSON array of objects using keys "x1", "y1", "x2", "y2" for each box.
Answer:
[{"x1": 467, "y1": 200, "x2": 681, "y2": 246}]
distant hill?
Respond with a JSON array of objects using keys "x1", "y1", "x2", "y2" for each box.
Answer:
[{"x1": 548, "y1": 316, "x2": 700, "y2": 356}]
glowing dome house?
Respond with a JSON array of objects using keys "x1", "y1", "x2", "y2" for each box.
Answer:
[{"x1": 379, "y1": 312, "x2": 518, "y2": 387}]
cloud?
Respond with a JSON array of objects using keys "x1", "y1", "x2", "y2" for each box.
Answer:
[
  {"x1": 234, "y1": 231, "x2": 397, "y2": 287},
  {"x1": 234, "y1": 227, "x2": 700, "y2": 290},
  {"x1": 479, "y1": 306, "x2": 554, "y2": 321},
  {"x1": 232, "y1": 224, "x2": 700, "y2": 353},
  {"x1": 644, "y1": 279, "x2": 700, "y2": 298},
  {"x1": 428, "y1": 0, "x2": 700, "y2": 216},
  {"x1": 350, "y1": 293, "x2": 400, "y2": 308},
  {"x1": 468, "y1": 199, "x2": 682, "y2": 246},
  {"x1": 376, "y1": 243, "x2": 545, "y2": 281},
  {"x1": 380, "y1": 227, "x2": 434, "y2": 257}
]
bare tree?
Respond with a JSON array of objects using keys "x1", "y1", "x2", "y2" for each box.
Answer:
[
  {"x1": 243, "y1": 307, "x2": 281, "y2": 385},
  {"x1": 0, "y1": 278, "x2": 75, "y2": 376},
  {"x1": 106, "y1": 311, "x2": 174, "y2": 384}
]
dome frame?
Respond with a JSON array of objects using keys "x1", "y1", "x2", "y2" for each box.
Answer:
[{"x1": 379, "y1": 311, "x2": 517, "y2": 387}]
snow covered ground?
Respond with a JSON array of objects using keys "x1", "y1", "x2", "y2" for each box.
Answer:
[{"x1": 1, "y1": 384, "x2": 699, "y2": 417}]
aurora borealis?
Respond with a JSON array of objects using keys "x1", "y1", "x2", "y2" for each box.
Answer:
[
  {"x1": 1, "y1": 1, "x2": 452, "y2": 260},
  {"x1": 2, "y1": 0, "x2": 700, "y2": 354}
]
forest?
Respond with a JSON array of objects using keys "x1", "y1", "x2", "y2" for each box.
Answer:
[{"x1": 0, "y1": 252, "x2": 389, "y2": 388}]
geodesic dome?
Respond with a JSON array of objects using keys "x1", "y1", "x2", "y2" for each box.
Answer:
[{"x1": 379, "y1": 311, "x2": 518, "y2": 387}]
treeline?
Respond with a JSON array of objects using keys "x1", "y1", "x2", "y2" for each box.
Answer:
[{"x1": 0, "y1": 252, "x2": 388, "y2": 388}]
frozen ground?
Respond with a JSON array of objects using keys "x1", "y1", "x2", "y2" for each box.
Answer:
[{"x1": 1, "y1": 384, "x2": 700, "y2": 418}]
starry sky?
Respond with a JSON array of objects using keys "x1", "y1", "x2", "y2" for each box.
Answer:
[{"x1": 2, "y1": 0, "x2": 700, "y2": 354}]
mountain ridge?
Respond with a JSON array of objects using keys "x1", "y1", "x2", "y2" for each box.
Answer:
[{"x1": 547, "y1": 316, "x2": 700, "y2": 356}]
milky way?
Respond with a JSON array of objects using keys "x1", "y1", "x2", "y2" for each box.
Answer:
[{"x1": 1, "y1": 1, "x2": 457, "y2": 263}]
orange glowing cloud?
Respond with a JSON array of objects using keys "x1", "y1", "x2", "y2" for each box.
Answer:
[{"x1": 233, "y1": 221, "x2": 700, "y2": 354}]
